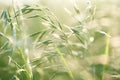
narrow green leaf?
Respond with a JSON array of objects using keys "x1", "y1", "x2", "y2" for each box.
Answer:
[
  {"x1": 0, "y1": 10, "x2": 5, "y2": 19},
  {"x1": 0, "y1": 41, "x2": 9, "y2": 50},
  {"x1": 42, "y1": 40, "x2": 53, "y2": 45},
  {"x1": 0, "y1": 32, "x2": 9, "y2": 40},
  {"x1": 27, "y1": 14, "x2": 40, "y2": 19},
  {"x1": 29, "y1": 31, "x2": 41, "y2": 37},
  {"x1": 58, "y1": 21, "x2": 62, "y2": 30},
  {"x1": 38, "y1": 30, "x2": 47, "y2": 40}
]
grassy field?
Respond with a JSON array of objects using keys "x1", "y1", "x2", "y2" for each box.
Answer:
[{"x1": 0, "y1": 0, "x2": 120, "y2": 80}]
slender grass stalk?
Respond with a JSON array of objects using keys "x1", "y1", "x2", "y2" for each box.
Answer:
[
  {"x1": 102, "y1": 33, "x2": 110, "y2": 80},
  {"x1": 55, "y1": 45, "x2": 75, "y2": 80},
  {"x1": 5, "y1": 0, "x2": 33, "y2": 79}
]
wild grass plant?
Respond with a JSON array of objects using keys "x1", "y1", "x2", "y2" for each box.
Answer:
[{"x1": 0, "y1": 0, "x2": 119, "y2": 80}]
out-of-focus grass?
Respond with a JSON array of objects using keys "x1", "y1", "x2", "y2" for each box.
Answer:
[{"x1": 0, "y1": 0, "x2": 120, "y2": 80}]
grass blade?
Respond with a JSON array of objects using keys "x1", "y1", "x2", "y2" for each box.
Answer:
[{"x1": 55, "y1": 46, "x2": 75, "y2": 80}]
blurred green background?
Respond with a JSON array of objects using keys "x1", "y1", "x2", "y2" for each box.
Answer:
[{"x1": 0, "y1": 0, "x2": 120, "y2": 80}]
